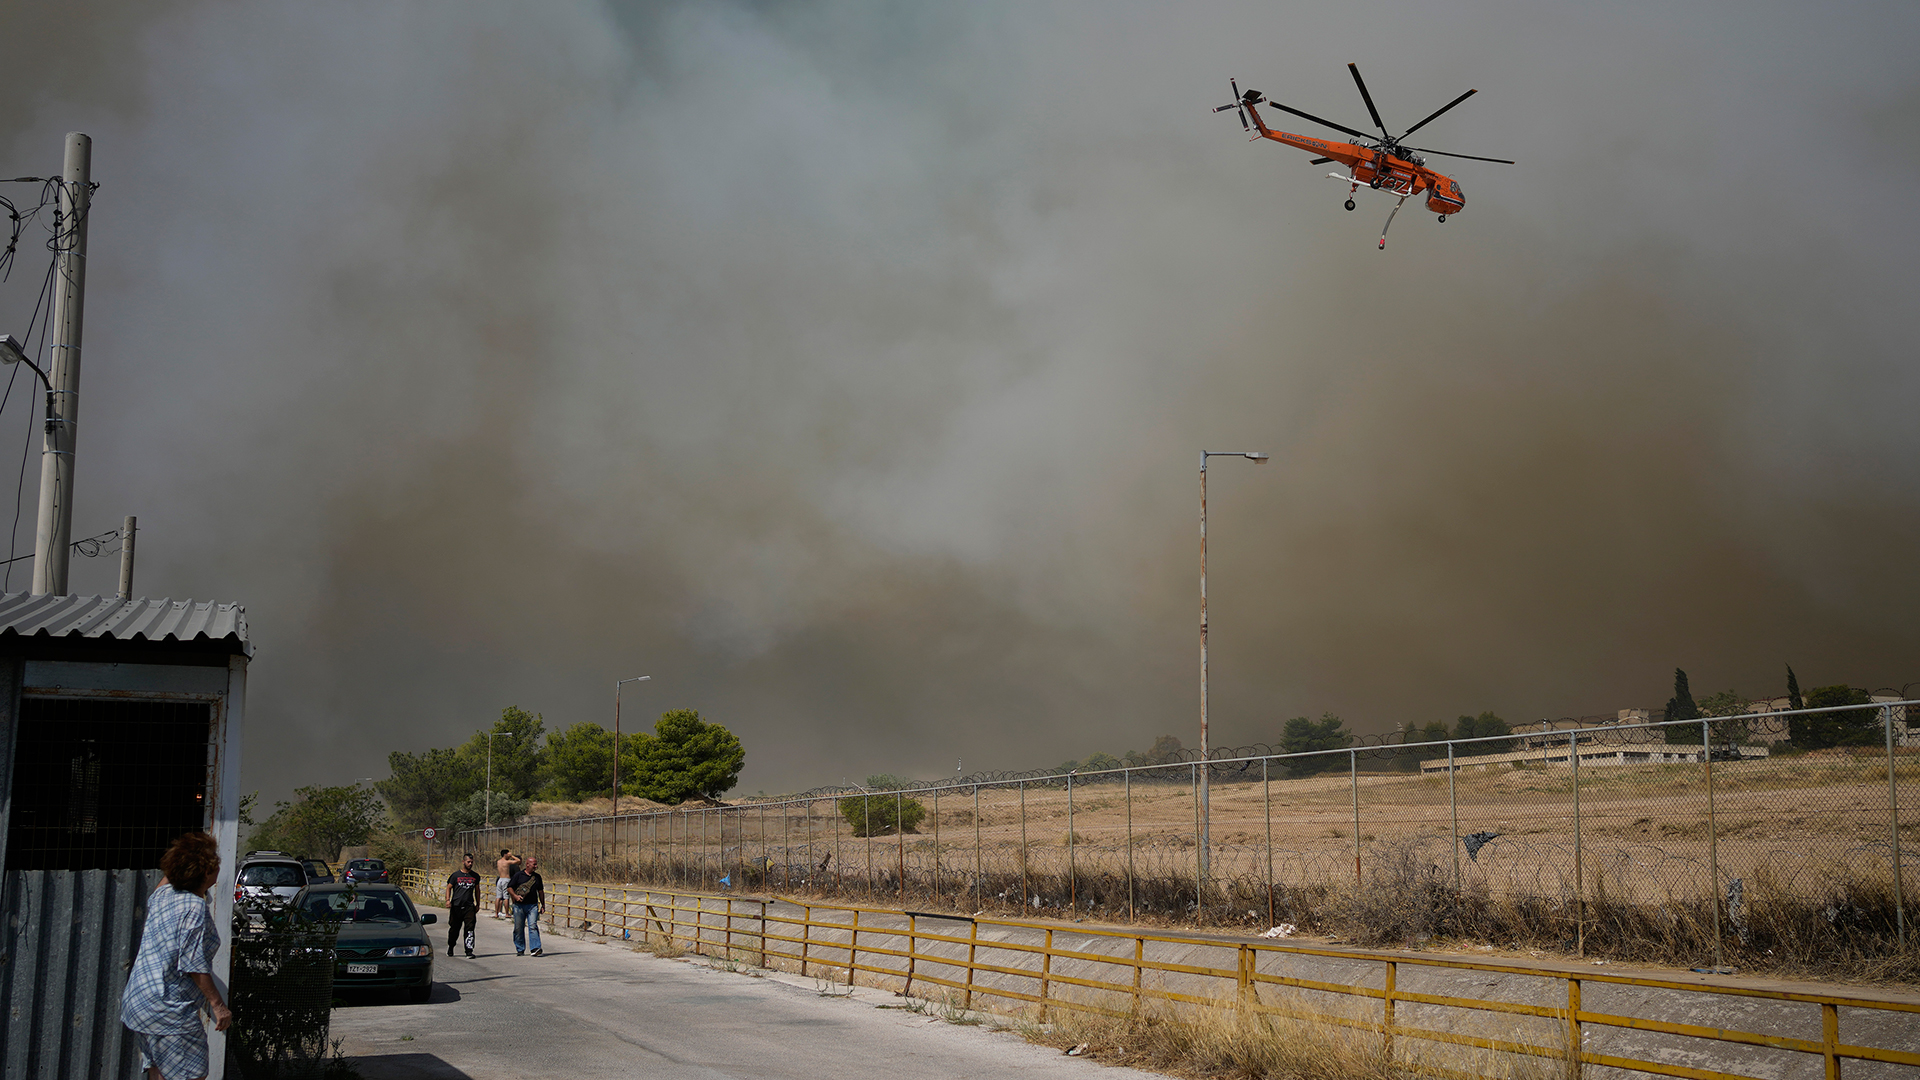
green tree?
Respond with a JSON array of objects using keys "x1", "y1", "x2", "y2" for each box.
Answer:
[
  {"x1": 1124, "y1": 735, "x2": 1184, "y2": 767},
  {"x1": 1790, "y1": 685, "x2": 1881, "y2": 749},
  {"x1": 1785, "y1": 664, "x2": 1804, "y2": 711},
  {"x1": 1694, "y1": 688, "x2": 1754, "y2": 746},
  {"x1": 247, "y1": 783, "x2": 385, "y2": 861},
  {"x1": 838, "y1": 791, "x2": 926, "y2": 836},
  {"x1": 444, "y1": 789, "x2": 531, "y2": 836},
  {"x1": 1663, "y1": 669, "x2": 1703, "y2": 744},
  {"x1": 542, "y1": 722, "x2": 615, "y2": 802},
  {"x1": 622, "y1": 709, "x2": 745, "y2": 805},
  {"x1": 1393, "y1": 719, "x2": 1452, "y2": 769},
  {"x1": 455, "y1": 707, "x2": 547, "y2": 800},
  {"x1": 1081, "y1": 752, "x2": 1123, "y2": 773},
  {"x1": 1453, "y1": 711, "x2": 1515, "y2": 752},
  {"x1": 377, "y1": 746, "x2": 477, "y2": 831},
  {"x1": 1280, "y1": 713, "x2": 1352, "y2": 775}
]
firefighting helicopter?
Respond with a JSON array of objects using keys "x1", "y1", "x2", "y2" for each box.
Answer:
[{"x1": 1215, "y1": 63, "x2": 1513, "y2": 249}]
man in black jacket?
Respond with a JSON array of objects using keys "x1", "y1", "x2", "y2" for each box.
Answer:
[
  {"x1": 508, "y1": 854, "x2": 545, "y2": 956},
  {"x1": 444, "y1": 852, "x2": 482, "y2": 959}
]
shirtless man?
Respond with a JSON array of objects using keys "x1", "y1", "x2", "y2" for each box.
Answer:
[{"x1": 493, "y1": 848, "x2": 521, "y2": 920}]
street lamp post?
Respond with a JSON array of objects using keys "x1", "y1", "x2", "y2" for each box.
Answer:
[
  {"x1": 485, "y1": 731, "x2": 515, "y2": 829},
  {"x1": 614, "y1": 675, "x2": 652, "y2": 861},
  {"x1": 1198, "y1": 450, "x2": 1268, "y2": 909}
]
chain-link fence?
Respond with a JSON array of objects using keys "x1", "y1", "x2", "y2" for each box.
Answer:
[{"x1": 459, "y1": 699, "x2": 1918, "y2": 975}]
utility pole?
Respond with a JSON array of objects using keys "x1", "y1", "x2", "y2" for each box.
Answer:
[
  {"x1": 1197, "y1": 449, "x2": 1268, "y2": 908},
  {"x1": 32, "y1": 133, "x2": 92, "y2": 597},
  {"x1": 116, "y1": 515, "x2": 136, "y2": 599},
  {"x1": 485, "y1": 730, "x2": 514, "y2": 828}
]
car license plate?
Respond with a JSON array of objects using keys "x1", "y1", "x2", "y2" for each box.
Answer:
[{"x1": 346, "y1": 963, "x2": 378, "y2": 974}]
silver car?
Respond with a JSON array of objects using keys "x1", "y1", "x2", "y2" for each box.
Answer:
[{"x1": 236, "y1": 851, "x2": 308, "y2": 911}]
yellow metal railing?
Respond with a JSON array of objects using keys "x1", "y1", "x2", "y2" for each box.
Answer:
[
  {"x1": 397, "y1": 866, "x2": 434, "y2": 907},
  {"x1": 536, "y1": 881, "x2": 1919, "y2": 1080}
]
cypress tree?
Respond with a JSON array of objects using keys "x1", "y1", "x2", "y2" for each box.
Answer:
[
  {"x1": 1785, "y1": 664, "x2": 1803, "y2": 711},
  {"x1": 1664, "y1": 668, "x2": 1702, "y2": 744}
]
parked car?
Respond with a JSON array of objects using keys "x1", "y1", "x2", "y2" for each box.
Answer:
[
  {"x1": 342, "y1": 858, "x2": 390, "y2": 884},
  {"x1": 300, "y1": 858, "x2": 336, "y2": 884},
  {"x1": 293, "y1": 883, "x2": 436, "y2": 1002},
  {"x1": 236, "y1": 851, "x2": 308, "y2": 911}
]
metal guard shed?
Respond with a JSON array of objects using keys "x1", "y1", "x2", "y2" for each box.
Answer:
[{"x1": 0, "y1": 592, "x2": 248, "y2": 1079}]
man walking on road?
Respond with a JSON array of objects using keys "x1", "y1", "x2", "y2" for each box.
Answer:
[
  {"x1": 493, "y1": 849, "x2": 520, "y2": 920},
  {"x1": 445, "y1": 852, "x2": 482, "y2": 959},
  {"x1": 509, "y1": 854, "x2": 545, "y2": 956}
]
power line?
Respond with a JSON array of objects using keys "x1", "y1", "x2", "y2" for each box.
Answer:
[
  {"x1": 3, "y1": 253, "x2": 56, "y2": 592},
  {"x1": 0, "y1": 527, "x2": 120, "y2": 566}
]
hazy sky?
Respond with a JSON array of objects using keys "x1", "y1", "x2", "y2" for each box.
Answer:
[{"x1": 1, "y1": 1, "x2": 1915, "y2": 802}]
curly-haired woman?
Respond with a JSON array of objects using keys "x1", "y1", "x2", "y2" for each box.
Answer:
[{"x1": 120, "y1": 831, "x2": 232, "y2": 1080}]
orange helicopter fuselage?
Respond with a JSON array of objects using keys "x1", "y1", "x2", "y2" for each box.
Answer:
[{"x1": 1248, "y1": 107, "x2": 1465, "y2": 217}]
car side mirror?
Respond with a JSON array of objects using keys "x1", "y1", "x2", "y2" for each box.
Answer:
[{"x1": 421, "y1": 913, "x2": 437, "y2": 924}]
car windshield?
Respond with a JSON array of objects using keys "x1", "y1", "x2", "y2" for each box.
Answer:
[
  {"x1": 348, "y1": 860, "x2": 384, "y2": 871},
  {"x1": 240, "y1": 865, "x2": 303, "y2": 887},
  {"x1": 303, "y1": 892, "x2": 415, "y2": 924}
]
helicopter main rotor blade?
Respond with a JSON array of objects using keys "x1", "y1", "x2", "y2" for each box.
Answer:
[
  {"x1": 1347, "y1": 62, "x2": 1388, "y2": 137},
  {"x1": 1400, "y1": 89, "x2": 1478, "y2": 140},
  {"x1": 1261, "y1": 100, "x2": 1375, "y2": 142},
  {"x1": 1403, "y1": 145, "x2": 1515, "y2": 165}
]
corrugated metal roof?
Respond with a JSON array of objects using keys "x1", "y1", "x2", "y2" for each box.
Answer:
[{"x1": 0, "y1": 592, "x2": 248, "y2": 651}]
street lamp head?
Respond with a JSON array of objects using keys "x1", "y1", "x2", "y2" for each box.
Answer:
[
  {"x1": 1247, "y1": 453, "x2": 1270, "y2": 463},
  {"x1": 0, "y1": 335, "x2": 25, "y2": 368}
]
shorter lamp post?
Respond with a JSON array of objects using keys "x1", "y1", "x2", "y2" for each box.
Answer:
[
  {"x1": 614, "y1": 675, "x2": 652, "y2": 861},
  {"x1": 485, "y1": 731, "x2": 515, "y2": 829}
]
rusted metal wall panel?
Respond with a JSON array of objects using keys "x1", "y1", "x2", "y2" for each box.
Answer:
[{"x1": 2, "y1": 868, "x2": 162, "y2": 1079}]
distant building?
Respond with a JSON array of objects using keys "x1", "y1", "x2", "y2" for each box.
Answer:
[{"x1": 1425, "y1": 708, "x2": 1768, "y2": 774}]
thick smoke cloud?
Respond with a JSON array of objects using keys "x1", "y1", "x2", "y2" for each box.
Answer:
[{"x1": 0, "y1": 1, "x2": 1915, "y2": 801}]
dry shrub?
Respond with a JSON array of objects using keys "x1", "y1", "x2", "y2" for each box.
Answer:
[
  {"x1": 1031, "y1": 997, "x2": 1570, "y2": 1080},
  {"x1": 1319, "y1": 843, "x2": 1918, "y2": 982},
  {"x1": 540, "y1": 841, "x2": 1919, "y2": 984}
]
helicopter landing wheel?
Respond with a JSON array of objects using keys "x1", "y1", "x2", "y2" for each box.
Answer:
[
  {"x1": 1369, "y1": 176, "x2": 1384, "y2": 190},
  {"x1": 1344, "y1": 199, "x2": 1356, "y2": 211},
  {"x1": 1437, "y1": 214, "x2": 1447, "y2": 223}
]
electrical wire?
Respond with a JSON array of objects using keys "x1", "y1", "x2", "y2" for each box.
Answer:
[
  {"x1": 0, "y1": 528, "x2": 121, "y2": 566},
  {"x1": 0, "y1": 175, "x2": 94, "y2": 591},
  {"x1": 0, "y1": 178, "x2": 59, "y2": 283},
  {"x1": 4, "y1": 254, "x2": 57, "y2": 592}
]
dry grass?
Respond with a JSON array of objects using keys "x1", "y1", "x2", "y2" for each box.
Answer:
[
  {"x1": 501, "y1": 752, "x2": 1919, "y2": 984},
  {"x1": 1026, "y1": 997, "x2": 1572, "y2": 1080},
  {"x1": 534, "y1": 844, "x2": 1918, "y2": 983}
]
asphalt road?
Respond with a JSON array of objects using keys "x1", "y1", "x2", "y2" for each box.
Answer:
[{"x1": 329, "y1": 906, "x2": 1166, "y2": 1080}]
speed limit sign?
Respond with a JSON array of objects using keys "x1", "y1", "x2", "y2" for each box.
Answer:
[{"x1": 422, "y1": 827, "x2": 437, "y2": 840}]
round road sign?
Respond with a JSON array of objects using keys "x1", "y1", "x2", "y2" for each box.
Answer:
[{"x1": 422, "y1": 827, "x2": 437, "y2": 840}]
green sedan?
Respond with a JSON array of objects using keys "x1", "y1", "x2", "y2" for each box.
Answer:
[{"x1": 293, "y1": 883, "x2": 438, "y2": 1002}]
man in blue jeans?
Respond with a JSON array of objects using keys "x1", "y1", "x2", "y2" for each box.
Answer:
[{"x1": 508, "y1": 854, "x2": 545, "y2": 956}]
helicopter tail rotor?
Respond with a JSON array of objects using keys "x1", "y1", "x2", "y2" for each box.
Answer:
[{"x1": 1213, "y1": 79, "x2": 1266, "y2": 132}]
